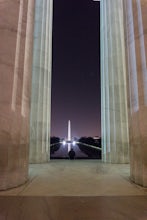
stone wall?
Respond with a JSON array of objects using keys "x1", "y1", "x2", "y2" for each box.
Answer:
[{"x1": 0, "y1": 0, "x2": 35, "y2": 190}]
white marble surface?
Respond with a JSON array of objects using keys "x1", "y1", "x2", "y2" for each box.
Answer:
[
  {"x1": 100, "y1": 0, "x2": 129, "y2": 163},
  {"x1": 0, "y1": 161, "x2": 147, "y2": 220},
  {"x1": 29, "y1": 0, "x2": 53, "y2": 163},
  {"x1": 0, "y1": 0, "x2": 35, "y2": 190},
  {"x1": 124, "y1": 0, "x2": 147, "y2": 187},
  {"x1": 0, "y1": 160, "x2": 146, "y2": 196}
]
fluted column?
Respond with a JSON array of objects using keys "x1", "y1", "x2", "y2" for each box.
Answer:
[
  {"x1": 29, "y1": 0, "x2": 53, "y2": 163},
  {"x1": 101, "y1": 0, "x2": 129, "y2": 163},
  {"x1": 124, "y1": 0, "x2": 147, "y2": 186},
  {"x1": 0, "y1": 0, "x2": 35, "y2": 190}
]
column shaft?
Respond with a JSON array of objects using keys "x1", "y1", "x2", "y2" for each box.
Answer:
[
  {"x1": 30, "y1": 0, "x2": 53, "y2": 163},
  {"x1": 101, "y1": 0, "x2": 129, "y2": 163},
  {"x1": 124, "y1": 0, "x2": 147, "y2": 186},
  {"x1": 0, "y1": 0, "x2": 35, "y2": 189}
]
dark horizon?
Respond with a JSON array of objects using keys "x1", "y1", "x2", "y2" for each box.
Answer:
[{"x1": 51, "y1": 0, "x2": 100, "y2": 138}]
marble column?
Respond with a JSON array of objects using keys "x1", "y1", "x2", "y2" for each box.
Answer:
[
  {"x1": 29, "y1": 0, "x2": 53, "y2": 163},
  {"x1": 0, "y1": 0, "x2": 35, "y2": 190},
  {"x1": 101, "y1": 0, "x2": 129, "y2": 163},
  {"x1": 124, "y1": 0, "x2": 147, "y2": 186}
]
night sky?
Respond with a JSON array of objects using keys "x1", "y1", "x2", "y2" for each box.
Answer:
[{"x1": 51, "y1": 0, "x2": 100, "y2": 138}]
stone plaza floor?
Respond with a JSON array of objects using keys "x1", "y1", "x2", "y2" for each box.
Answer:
[{"x1": 0, "y1": 160, "x2": 147, "y2": 219}]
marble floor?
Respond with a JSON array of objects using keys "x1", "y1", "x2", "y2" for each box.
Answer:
[{"x1": 0, "y1": 160, "x2": 147, "y2": 219}]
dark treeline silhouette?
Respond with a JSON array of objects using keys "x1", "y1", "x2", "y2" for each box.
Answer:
[
  {"x1": 50, "y1": 136, "x2": 61, "y2": 154},
  {"x1": 78, "y1": 137, "x2": 101, "y2": 159}
]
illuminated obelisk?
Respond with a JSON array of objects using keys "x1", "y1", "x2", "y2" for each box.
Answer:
[{"x1": 68, "y1": 120, "x2": 71, "y2": 152}]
